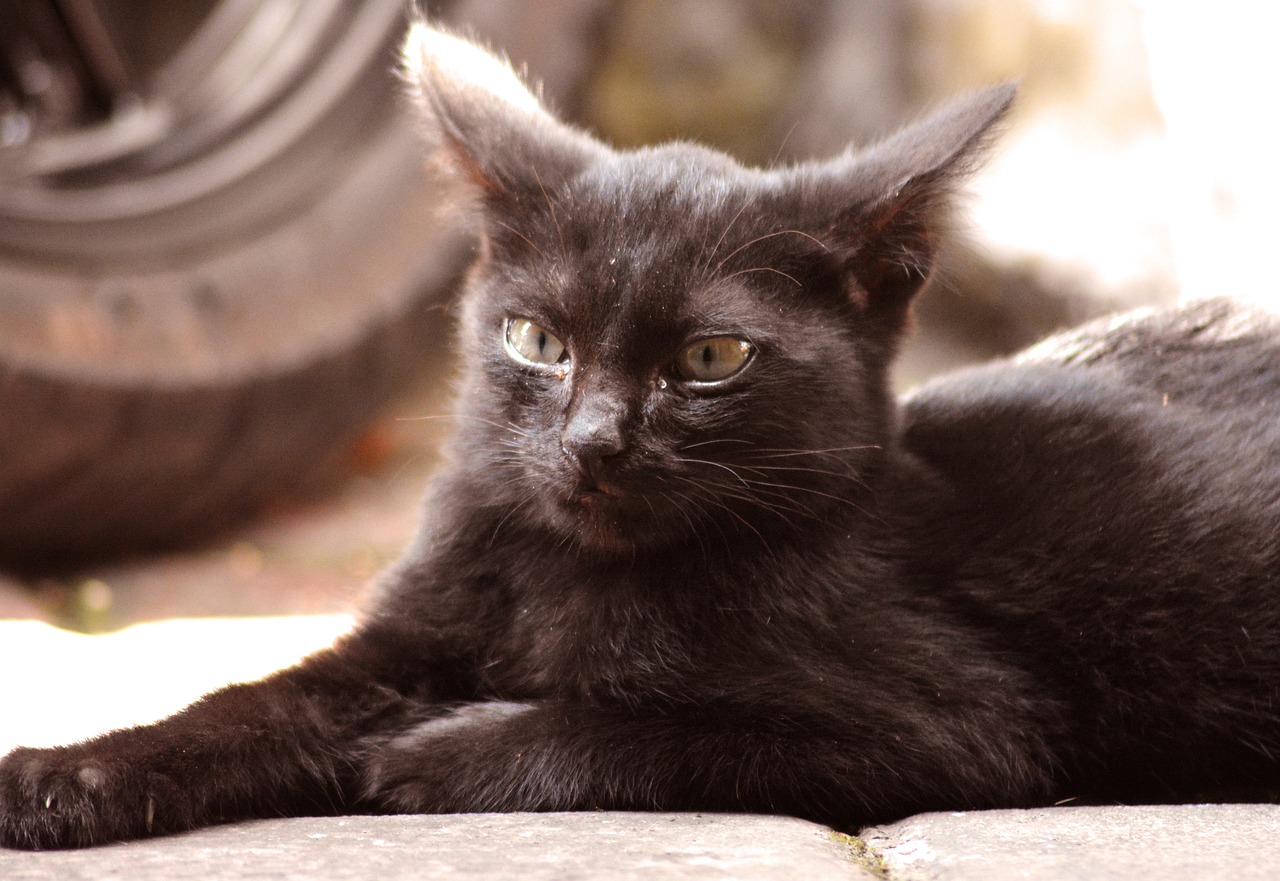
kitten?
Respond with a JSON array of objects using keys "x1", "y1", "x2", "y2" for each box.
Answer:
[{"x1": 3, "y1": 23, "x2": 1279, "y2": 850}]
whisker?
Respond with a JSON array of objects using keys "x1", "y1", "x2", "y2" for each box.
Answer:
[
  {"x1": 743, "y1": 445, "x2": 882, "y2": 459},
  {"x1": 668, "y1": 472, "x2": 800, "y2": 536},
  {"x1": 715, "y1": 228, "x2": 832, "y2": 270},
  {"x1": 676, "y1": 456, "x2": 753, "y2": 489},
  {"x1": 750, "y1": 479, "x2": 882, "y2": 523},
  {"x1": 485, "y1": 483, "x2": 543, "y2": 548},
  {"x1": 729, "y1": 484, "x2": 821, "y2": 522},
  {"x1": 735, "y1": 463, "x2": 873, "y2": 491},
  {"x1": 665, "y1": 476, "x2": 762, "y2": 549},
  {"x1": 492, "y1": 219, "x2": 545, "y2": 257},
  {"x1": 723, "y1": 267, "x2": 802, "y2": 287},
  {"x1": 768, "y1": 120, "x2": 801, "y2": 169},
  {"x1": 532, "y1": 165, "x2": 566, "y2": 261},
  {"x1": 677, "y1": 469, "x2": 822, "y2": 524},
  {"x1": 679, "y1": 438, "x2": 756, "y2": 451},
  {"x1": 397, "y1": 413, "x2": 534, "y2": 439},
  {"x1": 646, "y1": 484, "x2": 711, "y2": 563},
  {"x1": 701, "y1": 201, "x2": 752, "y2": 277}
]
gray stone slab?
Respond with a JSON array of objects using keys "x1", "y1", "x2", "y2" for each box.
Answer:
[
  {"x1": 0, "y1": 812, "x2": 870, "y2": 881},
  {"x1": 863, "y1": 804, "x2": 1280, "y2": 881}
]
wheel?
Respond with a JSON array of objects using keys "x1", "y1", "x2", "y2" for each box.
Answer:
[{"x1": 0, "y1": 0, "x2": 472, "y2": 563}]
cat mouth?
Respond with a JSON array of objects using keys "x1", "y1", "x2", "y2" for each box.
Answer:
[
  {"x1": 558, "y1": 480, "x2": 641, "y2": 548},
  {"x1": 577, "y1": 483, "x2": 620, "y2": 502},
  {"x1": 573, "y1": 486, "x2": 624, "y2": 519},
  {"x1": 569, "y1": 470, "x2": 625, "y2": 504}
]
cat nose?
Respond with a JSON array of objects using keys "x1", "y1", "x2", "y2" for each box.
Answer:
[
  {"x1": 562, "y1": 438, "x2": 621, "y2": 489},
  {"x1": 561, "y1": 396, "x2": 626, "y2": 488},
  {"x1": 561, "y1": 427, "x2": 624, "y2": 487}
]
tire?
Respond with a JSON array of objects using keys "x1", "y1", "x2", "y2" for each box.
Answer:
[{"x1": 0, "y1": 1, "x2": 473, "y2": 563}]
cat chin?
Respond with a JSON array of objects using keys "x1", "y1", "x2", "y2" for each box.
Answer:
[
  {"x1": 565, "y1": 496, "x2": 642, "y2": 555},
  {"x1": 538, "y1": 489, "x2": 654, "y2": 556}
]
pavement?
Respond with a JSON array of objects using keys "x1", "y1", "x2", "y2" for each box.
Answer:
[
  {"x1": 0, "y1": 813, "x2": 866, "y2": 881},
  {"x1": 864, "y1": 804, "x2": 1280, "y2": 881},
  {"x1": 0, "y1": 795, "x2": 1276, "y2": 880}
]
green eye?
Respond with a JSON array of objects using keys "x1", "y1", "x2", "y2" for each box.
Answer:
[
  {"x1": 675, "y1": 337, "x2": 753, "y2": 383},
  {"x1": 505, "y1": 317, "x2": 568, "y2": 368}
]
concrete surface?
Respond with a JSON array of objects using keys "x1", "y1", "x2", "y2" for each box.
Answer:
[
  {"x1": 3, "y1": 805, "x2": 1280, "y2": 880},
  {"x1": 864, "y1": 804, "x2": 1280, "y2": 881},
  {"x1": 0, "y1": 813, "x2": 870, "y2": 880}
]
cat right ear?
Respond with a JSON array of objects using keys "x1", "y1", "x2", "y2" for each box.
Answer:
[
  {"x1": 796, "y1": 83, "x2": 1016, "y2": 319},
  {"x1": 402, "y1": 21, "x2": 606, "y2": 200}
]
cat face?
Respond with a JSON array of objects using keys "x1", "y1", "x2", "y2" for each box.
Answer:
[
  {"x1": 405, "y1": 24, "x2": 1013, "y2": 554},
  {"x1": 459, "y1": 150, "x2": 893, "y2": 552}
]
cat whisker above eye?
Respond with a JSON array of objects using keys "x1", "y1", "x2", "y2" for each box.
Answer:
[
  {"x1": 714, "y1": 228, "x2": 832, "y2": 272},
  {"x1": 531, "y1": 164, "x2": 567, "y2": 262},
  {"x1": 699, "y1": 201, "x2": 753, "y2": 279},
  {"x1": 492, "y1": 219, "x2": 546, "y2": 258},
  {"x1": 723, "y1": 267, "x2": 803, "y2": 288}
]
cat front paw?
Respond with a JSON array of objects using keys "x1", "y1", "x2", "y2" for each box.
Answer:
[
  {"x1": 0, "y1": 746, "x2": 176, "y2": 849},
  {"x1": 364, "y1": 701, "x2": 535, "y2": 813}
]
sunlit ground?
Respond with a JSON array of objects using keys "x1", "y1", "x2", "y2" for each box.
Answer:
[{"x1": 0, "y1": 615, "x2": 353, "y2": 755}]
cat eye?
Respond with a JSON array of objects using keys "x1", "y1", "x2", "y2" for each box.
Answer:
[
  {"x1": 675, "y1": 337, "x2": 753, "y2": 384},
  {"x1": 505, "y1": 317, "x2": 568, "y2": 369}
]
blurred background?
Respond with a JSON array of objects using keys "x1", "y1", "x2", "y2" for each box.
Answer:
[{"x1": 1, "y1": 0, "x2": 1276, "y2": 632}]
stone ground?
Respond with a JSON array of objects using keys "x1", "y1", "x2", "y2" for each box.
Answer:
[
  {"x1": 864, "y1": 805, "x2": 1280, "y2": 881},
  {"x1": 0, "y1": 802, "x2": 1277, "y2": 880},
  {"x1": 0, "y1": 813, "x2": 863, "y2": 881}
]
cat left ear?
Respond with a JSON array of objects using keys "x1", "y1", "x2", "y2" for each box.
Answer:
[
  {"x1": 808, "y1": 83, "x2": 1016, "y2": 315},
  {"x1": 402, "y1": 21, "x2": 607, "y2": 201}
]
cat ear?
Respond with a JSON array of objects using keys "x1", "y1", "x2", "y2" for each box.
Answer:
[
  {"x1": 402, "y1": 21, "x2": 607, "y2": 200},
  {"x1": 806, "y1": 83, "x2": 1016, "y2": 314}
]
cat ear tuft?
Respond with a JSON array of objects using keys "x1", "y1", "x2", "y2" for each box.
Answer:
[
  {"x1": 815, "y1": 83, "x2": 1016, "y2": 314},
  {"x1": 402, "y1": 21, "x2": 606, "y2": 198}
]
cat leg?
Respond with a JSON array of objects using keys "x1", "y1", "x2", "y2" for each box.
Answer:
[
  {"x1": 0, "y1": 634, "x2": 439, "y2": 850},
  {"x1": 362, "y1": 698, "x2": 1051, "y2": 828}
]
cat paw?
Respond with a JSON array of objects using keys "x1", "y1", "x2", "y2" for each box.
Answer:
[
  {"x1": 363, "y1": 701, "x2": 534, "y2": 812},
  {"x1": 0, "y1": 746, "x2": 172, "y2": 849}
]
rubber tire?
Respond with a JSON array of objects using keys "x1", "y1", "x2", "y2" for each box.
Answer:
[{"x1": 0, "y1": 39, "x2": 474, "y2": 566}]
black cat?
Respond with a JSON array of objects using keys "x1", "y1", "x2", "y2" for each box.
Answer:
[{"x1": 3, "y1": 23, "x2": 1279, "y2": 850}]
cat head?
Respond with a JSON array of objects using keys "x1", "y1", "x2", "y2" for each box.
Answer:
[{"x1": 404, "y1": 23, "x2": 1013, "y2": 557}]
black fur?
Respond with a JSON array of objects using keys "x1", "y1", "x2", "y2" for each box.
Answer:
[{"x1": 3, "y1": 24, "x2": 1278, "y2": 849}]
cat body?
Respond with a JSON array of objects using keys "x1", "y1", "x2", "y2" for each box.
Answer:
[
  {"x1": 904, "y1": 302, "x2": 1280, "y2": 801},
  {"x1": 2, "y1": 24, "x2": 1279, "y2": 849}
]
